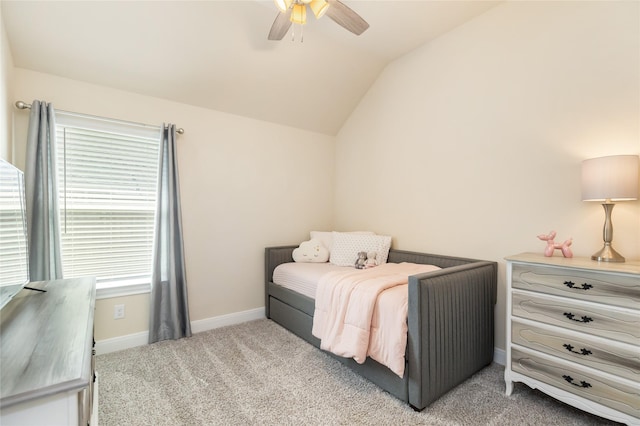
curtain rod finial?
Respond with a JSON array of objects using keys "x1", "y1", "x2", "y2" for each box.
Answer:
[{"x1": 15, "y1": 101, "x2": 30, "y2": 109}]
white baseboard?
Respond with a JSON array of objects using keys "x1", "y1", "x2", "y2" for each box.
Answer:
[
  {"x1": 493, "y1": 347, "x2": 506, "y2": 366},
  {"x1": 190, "y1": 307, "x2": 265, "y2": 333},
  {"x1": 95, "y1": 307, "x2": 266, "y2": 355},
  {"x1": 95, "y1": 330, "x2": 148, "y2": 355}
]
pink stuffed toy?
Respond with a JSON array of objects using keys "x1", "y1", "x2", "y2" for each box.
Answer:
[
  {"x1": 537, "y1": 231, "x2": 573, "y2": 258},
  {"x1": 364, "y1": 251, "x2": 378, "y2": 268}
]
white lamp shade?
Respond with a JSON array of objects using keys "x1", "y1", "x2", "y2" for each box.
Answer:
[
  {"x1": 310, "y1": 0, "x2": 329, "y2": 18},
  {"x1": 290, "y1": 4, "x2": 307, "y2": 24},
  {"x1": 274, "y1": 0, "x2": 293, "y2": 13},
  {"x1": 581, "y1": 155, "x2": 639, "y2": 201}
]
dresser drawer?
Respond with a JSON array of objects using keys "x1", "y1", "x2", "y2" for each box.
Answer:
[
  {"x1": 512, "y1": 263, "x2": 640, "y2": 309},
  {"x1": 511, "y1": 348, "x2": 640, "y2": 418},
  {"x1": 512, "y1": 320, "x2": 640, "y2": 381},
  {"x1": 512, "y1": 291, "x2": 640, "y2": 345}
]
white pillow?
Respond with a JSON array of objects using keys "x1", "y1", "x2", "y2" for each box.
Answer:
[
  {"x1": 309, "y1": 231, "x2": 333, "y2": 252},
  {"x1": 310, "y1": 230, "x2": 374, "y2": 252},
  {"x1": 292, "y1": 239, "x2": 330, "y2": 263},
  {"x1": 329, "y1": 232, "x2": 392, "y2": 267}
]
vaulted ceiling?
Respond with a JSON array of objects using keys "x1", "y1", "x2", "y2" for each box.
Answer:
[{"x1": 2, "y1": 1, "x2": 499, "y2": 135}]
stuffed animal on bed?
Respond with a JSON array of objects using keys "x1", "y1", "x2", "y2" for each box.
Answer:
[
  {"x1": 292, "y1": 239, "x2": 330, "y2": 263},
  {"x1": 364, "y1": 251, "x2": 378, "y2": 268},
  {"x1": 355, "y1": 251, "x2": 367, "y2": 269}
]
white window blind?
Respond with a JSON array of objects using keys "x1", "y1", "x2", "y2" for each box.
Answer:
[
  {"x1": 0, "y1": 161, "x2": 29, "y2": 286},
  {"x1": 55, "y1": 114, "x2": 161, "y2": 286}
]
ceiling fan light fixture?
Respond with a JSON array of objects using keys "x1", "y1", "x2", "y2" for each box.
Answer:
[
  {"x1": 290, "y1": 3, "x2": 307, "y2": 25},
  {"x1": 274, "y1": 0, "x2": 293, "y2": 13},
  {"x1": 268, "y1": 0, "x2": 369, "y2": 40},
  {"x1": 309, "y1": 0, "x2": 329, "y2": 18}
]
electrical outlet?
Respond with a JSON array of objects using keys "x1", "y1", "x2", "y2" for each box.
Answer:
[{"x1": 114, "y1": 304, "x2": 125, "y2": 320}]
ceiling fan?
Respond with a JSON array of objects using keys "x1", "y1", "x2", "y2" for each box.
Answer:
[{"x1": 268, "y1": 0, "x2": 369, "y2": 41}]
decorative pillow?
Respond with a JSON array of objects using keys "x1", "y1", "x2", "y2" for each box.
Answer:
[
  {"x1": 309, "y1": 231, "x2": 334, "y2": 252},
  {"x1": 329, "y1": 232, "x2": 392, "y2": 267},
  {"x1": 310, "y1": 230, "x2": 375, "y2": 252},
  {"x1": 292, "y1": 239, "x2": 330, "y2": 263}
]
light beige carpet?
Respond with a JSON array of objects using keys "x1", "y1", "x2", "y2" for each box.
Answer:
[{"x1": 96, "y1": 319, "x2": 621, "y2": 425}]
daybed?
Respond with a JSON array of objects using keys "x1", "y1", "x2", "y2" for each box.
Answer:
[{"x1": 264, "y1": 245, "x2": 498, "y2": 411}]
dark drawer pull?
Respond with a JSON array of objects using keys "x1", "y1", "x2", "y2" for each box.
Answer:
[
  {"x1": 562, "y1": 375, "x2": 592, "y2": 388},
  {"x1": 562, "y1": 344, "x2": 592, "y2": 356},
  {"x1": 563, "y1": 312, "x2": 593, "y2": 323},
  {"x1": 563, "y1": 281, "x2": 593, "y2": 291}
]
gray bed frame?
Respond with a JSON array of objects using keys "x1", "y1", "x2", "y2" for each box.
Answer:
[{"x1": 265, "y1": 246, "x2": 498, "y2": 411}]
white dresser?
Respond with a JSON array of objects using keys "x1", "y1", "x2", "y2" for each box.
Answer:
[
  {"x1": 505, "y1": 253, "x2": 640, "y2": 425},
  {"x1": 0, "y1": 277, "x2": 97, "y2": 425}
]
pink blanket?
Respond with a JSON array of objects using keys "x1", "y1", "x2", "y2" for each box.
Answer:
[{"x1": 311, "y1": 262, "x2": 441, "y2": 377}]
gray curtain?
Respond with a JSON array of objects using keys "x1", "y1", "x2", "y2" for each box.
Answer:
[
  {"x1": 24, "y1": 100, "x2": 63, "y2": 281},
  {"x1": 149, "y1": 124, "x2": 191, "y2": 343}
]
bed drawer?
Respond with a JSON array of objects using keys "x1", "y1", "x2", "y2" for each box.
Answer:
[
  {"x1": 511, "y1": 320, "x2": 640, "y2": 381},
  {"x1": 511, "y1": 348, "x2": 640, "y2": 418},
  {"x1": 268, "y1": 282, "x2": 315, "y2": 316},
  {"x1": 269, "y1": 297, "x2": 320, "y2": 347},
  {"x1": 511, "y1": 291, "x2": 640, "y2": 345},
  {"x1": 512, "y1": 264, "x2": 640, "y2": 309}
]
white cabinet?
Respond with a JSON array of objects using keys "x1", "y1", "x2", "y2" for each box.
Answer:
[
  {"x1": 505, "y1": 253, "x2": 640, "y2": 425},
  {"x1": 0, "y1": 277, "x2": 97, "y2": 425}
]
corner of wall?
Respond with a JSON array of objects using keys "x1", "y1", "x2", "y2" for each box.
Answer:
[{"x1": 0, "y1": 5, "x2": 16, "y2": 161}]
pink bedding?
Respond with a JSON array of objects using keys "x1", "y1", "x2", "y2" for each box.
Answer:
[{"x1": 311, "y1": 262, "x2": 441, "y2": 377}]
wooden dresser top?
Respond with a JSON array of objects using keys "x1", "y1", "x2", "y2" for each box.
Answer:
[
  {"x1": 506, "y1": 252, "x2": 640, "y2": 275},
  {"x1": 0, "y1": 277, "x2": 96, "y2": 408}
]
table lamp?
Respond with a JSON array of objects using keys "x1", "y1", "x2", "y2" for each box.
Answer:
[{"x1": 581, "y1": 155, "x2": 639, "y2": 262}]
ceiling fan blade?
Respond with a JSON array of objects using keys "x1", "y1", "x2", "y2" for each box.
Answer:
[
  {"x1": 268, "y1": 9, "x2": 293, "y2": 40},
  {"x1": 326, "y1": 0, "x2": 369, "y2": 36}
]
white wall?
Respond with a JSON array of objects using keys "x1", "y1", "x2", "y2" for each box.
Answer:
[
  {"x1": 334, "y1": 1, "x2": 640, "y2": 351},
  {"x1": 0, "y1": 5, "x2": 15, "y2": 161},
  {"x1": 11, "y1": 69, "x2": 335, "y2": 340},
  {"x1": 5, "y1": 1, "x2": 639, "y2": 353}
]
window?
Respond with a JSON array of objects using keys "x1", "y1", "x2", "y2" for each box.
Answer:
[
  {"x1": 55, "y1": 113, "x2": 161, "y2": 294},
  {"x1": 0, "y1": 160, "x2": 29, "y2": 288}
]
